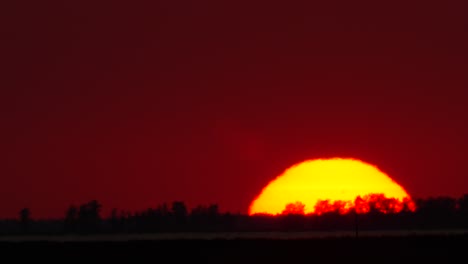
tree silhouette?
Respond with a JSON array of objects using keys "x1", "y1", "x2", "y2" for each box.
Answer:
[
  {"x1": 172, "y1": 201, "x2": 188, "y2": 231},
  {"x1": 64, "y1": 205, "x2": 78, "y2": 233},
  {"x1": 172, "y1": 201, "x2": 187, "y2": 217},
  {"x1": 19, "y1": 208, "x2": 31, "y2": 234},
  {"x1": 207, "y1": 204, "x2": 219, "y2": 218},
  {"x1": 188, "y1": 204, "x2": 221, "y2": 231},
  {"x1": 77, "y1": 200, "x2": 102, "y2": 233},
  {"x1": 282, "y1": 202, "x2": 306, "y2": 215},
  {"x1": 5, "y1": 193, "x2": 468, "y2": 235},
  {"x1": 417, "y1": 196, "x2": 457, "y2": 215},
  {"x1": 458, "y1": 194, "x2": 468, "y2": 215},
  {"x1": 313, "y1": 200, "x2": 352, "y2": 215},
  {"x1": 109, "y1": 208, "x2": 121, "y2": 233}
]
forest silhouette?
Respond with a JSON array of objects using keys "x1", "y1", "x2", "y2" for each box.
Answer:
[{"x1": 2, "y1": 193, "x2": 468, "y2": 235}]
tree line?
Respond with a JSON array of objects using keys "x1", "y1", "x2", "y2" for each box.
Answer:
[{"x1": 2, "y1": 194, "x2": 468, "y2": 235}]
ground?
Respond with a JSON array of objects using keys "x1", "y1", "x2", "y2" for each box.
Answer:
[{"x1": 1, "y1": 233, "x2": 466, "y2": 263}]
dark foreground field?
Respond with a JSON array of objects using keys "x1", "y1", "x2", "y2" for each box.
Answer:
[{"x1": 2, "y1": 234, "x2": 467, "y2": 263}]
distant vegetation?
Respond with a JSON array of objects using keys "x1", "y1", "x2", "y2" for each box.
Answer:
[
  {"x1": 1, "y1": 194, "x2": 468, "y2": 235},
  {"x1": 280, "y1": 193, "x2": 416, "y2": 215}
]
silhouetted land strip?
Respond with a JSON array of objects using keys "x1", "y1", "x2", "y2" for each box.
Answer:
[
  {"x1": 1, "y1": 234, "x2": 467, "y2": 262},
  {"x1": 1, "y1": 194, "x2": 468, "y2": 235}
]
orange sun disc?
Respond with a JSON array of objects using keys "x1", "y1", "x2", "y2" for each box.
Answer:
[{"x1": 249, "y1": 157, "x2": 414, "y2": 215}]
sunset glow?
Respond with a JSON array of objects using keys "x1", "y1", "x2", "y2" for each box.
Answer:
[{"x1": 249, "y1": 158, "x2": 415, "y2": 215}]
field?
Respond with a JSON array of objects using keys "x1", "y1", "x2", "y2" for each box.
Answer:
[{"x1": 1, "y1": 231, "x2": 466, "y2": 263}]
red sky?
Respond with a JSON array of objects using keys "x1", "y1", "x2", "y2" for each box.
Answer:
[{"x1": 1, "y1": 0, "x2": 467, "y2": 218}]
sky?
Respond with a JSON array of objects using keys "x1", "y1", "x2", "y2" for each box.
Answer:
[{"x1": 1, "y1": 0, "x2": 467, "y2": 218}]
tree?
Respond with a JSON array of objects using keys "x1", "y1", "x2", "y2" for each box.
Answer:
[
  {"x1": 19, "y1": 208, "x2": 31, "y2": 234},
  {"x1": 172, "y1": 201, "x2": 188, "y2": 231},
  {"x1": 207, "y1": 204, "x2": 219, "y2": 217},
  {"x1": 109, "y1": 208, "x2": 120, "y2": 232},
  {"x1": 77, "y1": 200, "x2": 102, "y2": 233},
  {"x1": 417, "y1": 196, "x2": 457, "y2": 215},
  {"x1": 458, "y1": 194, "x2": 468, "y2": 215},
  {"x1": 282, "y1": 202, "x2": 306, "y2": 215},
  {"x1": 64, "y1": 205, "x2": 78, "y2": 233},
  {"x1": 172, "y1": 201, "x2": 188, "y2": 219}
]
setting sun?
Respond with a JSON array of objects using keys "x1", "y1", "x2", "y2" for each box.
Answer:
[{"x1": 249, "y1": 158, "x2": 414, "y2": 215}]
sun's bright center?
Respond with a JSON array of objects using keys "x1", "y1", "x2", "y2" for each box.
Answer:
[{"x1": 249, "y1": 157, "x2": 413, "y2": 215}]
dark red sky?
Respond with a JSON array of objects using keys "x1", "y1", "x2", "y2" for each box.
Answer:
[{"x1": 1, "y1": 0, "x2": 467, "y2": 218}]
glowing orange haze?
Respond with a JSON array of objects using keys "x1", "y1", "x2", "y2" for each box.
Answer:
[{"x1": 249, "y1": 158, "x2": 416, "y2": 215}]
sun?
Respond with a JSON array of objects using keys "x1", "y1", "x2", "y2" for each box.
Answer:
[{"x1": 249, "y1": 157, "x2": 414, "y2": 215}]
